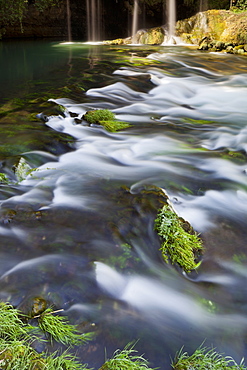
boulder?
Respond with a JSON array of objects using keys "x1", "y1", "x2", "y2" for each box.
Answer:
[{"x1": 176, "y1": 9, "x2": 247, "y2": 49}]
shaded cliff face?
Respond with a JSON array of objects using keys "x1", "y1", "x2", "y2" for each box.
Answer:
[
  {"x1": 2, "y1": 3, "x2": 67, "y2": 39},
  {"x1": 1, "y1": 0, "x2": 128, "y2": 41},
  {"x1": 176, "y1": 9, "x2": 247, "y2": 45}
]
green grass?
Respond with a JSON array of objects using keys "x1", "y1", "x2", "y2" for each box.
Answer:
[
  {"x1": 154, "y1": 204, "x2": 203, "y2": 272},
  {"x1": 38, "y1": 308, "x2": 94, "y2": 346},
  {"x1": 0, "y1": 304, "x2": 246, "y2": 370},
  {"x1": 100, "y1": 343, "x2": 154, "y2": 370},
  {"x1": 0, "y1": 302, "x2": 93, "y2": 370},
  {"x1": 172, "y1": 345, "x2": 247, "y2": 370}
]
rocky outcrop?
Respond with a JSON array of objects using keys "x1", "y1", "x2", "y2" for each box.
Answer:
[
  {"x1": 103, "y1": 27, "x2": 166, "y2": 45},
  {"x1": 176, "y1": 9, "x2": 247, "y2": 54},
  {"x1": 105, "y1": 9, "x2": 247, "y2": 54}
]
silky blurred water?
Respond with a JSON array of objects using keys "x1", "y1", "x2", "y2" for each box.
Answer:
[{"x1": 1, "y1": 41, "x2": 247, "y2": 368}]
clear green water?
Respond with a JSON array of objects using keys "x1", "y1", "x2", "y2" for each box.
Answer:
[{"x1": 1, "y1": 40, "x2": 247, "y2": 369}]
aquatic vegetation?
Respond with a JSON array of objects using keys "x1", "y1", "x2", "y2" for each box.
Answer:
[
  {"x1": 99, "y1": 344, "x2": 154, "y2": 370},
  {"x1": 0, "y1": 302, "x2": 93, "y2": 370},
  {"x1": 172, "y1": 345, "x2": 247, "y2": 370},
  {"x1": 0, "y1": 173, "x2": 9, "y2": 184},
  {"x1": 37, "y1": 307, "x2": 94, "y2": 345},
  {"x1": 100, "y1": 120, "x2": 132, "y2": 132},
  {"x1": 14, "y1": 157, "x2": 33, "y2": 182},
  {"x1": 183, "y1": 118, "x2": 215, "y2": 125},
  {"x1": 154, "y1": 204, "x2": 203, "y2": 272},
  {"x1": 83, "y1": 109, "x2": 132, "y2": 132},
  {"x1": 83, "y1": 109, "x2": 115, "y2": 124}
]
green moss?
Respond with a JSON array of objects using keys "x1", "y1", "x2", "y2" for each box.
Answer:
[
  {"x1": 83, "y1": 110, "x2": 132, "y2": 132},
  {"x1": 221, "y1": 150, "x2": 247, "y2": 163},
  {"x1": 154, "y1": 204, "x2": 203, "y2": 272},
  {"x1": 172, "y1": 345, "x2": 247, "y2": 370},
  {"x1": 83, "y1": 109, "x2": 115, "y2": 124},
  {"x1": 28, "y1": 113, "x2": 40, "y2": 122},
  {"x1": 100, "y1": 120, "x2": 132, "y2": 132},
  {"x1": 183, "y1": 118, "x2": 215, "y2": 125}
]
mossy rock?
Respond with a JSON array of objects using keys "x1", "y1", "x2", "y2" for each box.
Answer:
[
  {"x1": 100, "y1": 120, "x2": 132, "y2": 132},
  {"x1": 83, "y1": 109, "x2": 115, "y2": 124},
  {"x1": 138, "y1": 27, "x2": 165, "y2": 45},
  {"x1": 176, "y1": 9, "x2": 247, "y2": 48},
  {"x1": 103, "y1": 37, "x2": 132, "y2": 45},
  {"x1": 83, "y1": 109, "x2": 132, "y2": 132}
]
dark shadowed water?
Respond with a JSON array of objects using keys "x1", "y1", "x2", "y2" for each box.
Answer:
[{"x1": 1, "y1": 40, "x2": 247, "y2": 369}]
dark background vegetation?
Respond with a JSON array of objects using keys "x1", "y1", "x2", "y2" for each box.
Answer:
[{"x1": 0, "y1": 0, "x2": 246, "y2": 40}]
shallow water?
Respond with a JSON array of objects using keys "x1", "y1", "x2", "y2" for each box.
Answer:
[{"x1": 1, "y1": 40, "x2": 247, "y2": 368}]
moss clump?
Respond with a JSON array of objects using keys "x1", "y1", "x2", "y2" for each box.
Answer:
[
  {"x1": 154, "y1": 204, "x2": 203, "y2": 272},
  {"x1": 83, "y1": 109, "x2": 132, "y2": 132},
  {"x1": 83, "y1": 109, "x2": 115, "y2": 124},
  {"x1": 100, "y1": 120, "x2": 132, "y2": 132},
  {"x1": 172, "y1": 345, "x2": 247, "y2": 370}
]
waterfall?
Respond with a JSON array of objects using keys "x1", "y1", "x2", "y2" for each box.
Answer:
[
  {"x1": 66, "y1": 0, "x2": 72, "y2": 42},
  {"x1": 132, "y1": 0, "x2": 139, "y2": 40},
  {"x1": 199, "y1": 0, "x2": 208, "y2": 12},
  {"x1": 86, "y1": 0, "x2": 102, "y2": 41},
  {"x1": 168, "y1": 0, "x2": 176, "y2": 36}
]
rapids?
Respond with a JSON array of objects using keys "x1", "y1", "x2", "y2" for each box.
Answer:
[{"x1": 1, "y1": 41, "x2": 247, "y2": 368}]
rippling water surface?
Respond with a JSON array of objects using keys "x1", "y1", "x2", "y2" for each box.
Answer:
[{"x1": 1, "y1": 41, "x2": 247, "y2": 368}]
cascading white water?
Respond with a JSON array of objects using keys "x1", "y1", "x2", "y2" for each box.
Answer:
[
  {"x1": 86, "y1": 0, "x2": 101, "y2": 41},
  {"x1": 199, "y1": 0, "x2": 208, "y2": 12},
  {"x1": 66, "y1": 0, "x2": 72, "y2": 42},
  {"x1": 131, "y1": 0, "x2": 139, "y2": 42},
  {"x1": 2, "y1": 41, "x2": 247, "y2": 368},
  {"x1": 168, "y1": 0, "x2": 176, "y2": 36}
]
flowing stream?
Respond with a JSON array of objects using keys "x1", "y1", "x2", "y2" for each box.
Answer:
[{"x1": 1, "y1": 40, "x2": 247, "y2": 368}]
